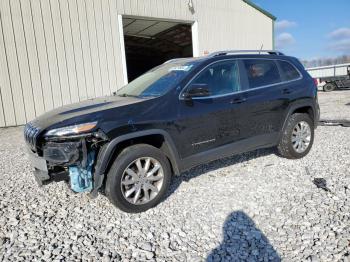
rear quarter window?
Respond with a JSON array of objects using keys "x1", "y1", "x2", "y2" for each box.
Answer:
[
  {"x1": 243, "y1": 59, "x2": 281, "y2": 89},
  {"x1": 278, "y1": 60, "x2": 301, "y2": 81}
]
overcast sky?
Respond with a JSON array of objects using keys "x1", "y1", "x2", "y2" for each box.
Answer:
[{"x1": 251, "y1": 0, "x2": 350, "y2": 60}]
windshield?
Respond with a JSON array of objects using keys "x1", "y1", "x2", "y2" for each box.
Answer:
[{"x1": 116, "y1": 60, "x2": 199, "y2": 98}]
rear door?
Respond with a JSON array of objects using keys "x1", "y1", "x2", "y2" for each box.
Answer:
[
  {"x1": 276, "y1": 59, "x2": 305, "y2": 124},
  {"x1": 239, "y1": 59, "x2": 289, "y2": 140}
]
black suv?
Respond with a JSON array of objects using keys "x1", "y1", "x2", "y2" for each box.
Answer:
[{"x1": 25, "y1": 50, "x2": 320, "y2": 213}]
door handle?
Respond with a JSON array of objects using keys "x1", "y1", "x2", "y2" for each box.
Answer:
[
  {"x1": 282, "y1": 88, "x2": 293, "y2": 94},
  {"x1": 230, "y1": 97, "x2": 247, "y2": 104}
]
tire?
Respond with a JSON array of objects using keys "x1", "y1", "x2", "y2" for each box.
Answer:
[
  {"x1": 105, "y1": 144, "x2": 171, "y2": 213},
  {"x1": 277, "y1": 113, "x2": 314, "y2": 159},
  {"x1": 323, "y1": 82, "x2": 336, "y2": 92}
]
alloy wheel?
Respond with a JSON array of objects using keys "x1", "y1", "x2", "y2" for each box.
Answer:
[
  {"x1": 291, "y1": 121, "x2": 312, "y2": 153},
  {"x1": 120, "y1": 157, "x2": 164, "y2": 205}
]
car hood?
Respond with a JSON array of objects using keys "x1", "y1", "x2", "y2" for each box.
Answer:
[{"x1": 30, "y1": 95, "x2": 145, "y2": 130}]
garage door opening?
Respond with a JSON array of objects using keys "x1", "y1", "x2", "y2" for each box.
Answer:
[{"x1": 122, "y1": 17, "x2": 193, "y2": 82}]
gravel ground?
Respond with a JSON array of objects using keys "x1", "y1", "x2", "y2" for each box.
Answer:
[
  {"x1": 318, "y1": 90, "x2": 350, "y2": 121},
  {"x1": 0, "y1": 93, "x2": 349, "y2": 261}
]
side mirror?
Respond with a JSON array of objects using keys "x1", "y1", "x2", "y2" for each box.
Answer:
[{"x1": 184, "y1": 83, "x2": 211, "y2": 100}]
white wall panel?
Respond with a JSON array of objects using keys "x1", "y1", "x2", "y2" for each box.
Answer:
[
  {"x1": 86, "y1": 0, "x2": 103, "y2": 97},
  {"x1": 77, "y1": 0, "x2": 96, "y2": 99},
  {"x1": 50, "y1": 0, "x2": 71, "y2": 105},
  {"x1": 0, "y1": 0, "x2": 27, "y2": 125},
  {"x1": 31, "y1": 0, "x2": 54, "y2": 112},
  {"x1": 41, "y1": 0, "x2": 63, "y2": 108},
  {"x1": 11, "y1": 0, "x2": 36, "y2": 121},
  {"x1": 94, "y1": 0, "x2": 111, "y2": 96},
  {"x1": 0, "y1": 5, "x2": 15, "y2": 126},
  {"x1": 21, "y1": 0, "x2": 45, "y2": 115},
  {"x1": 60, "y1": 0, "x2": 80, "y2": 103},
  {"x1": 110, "y1": 0, "x2": 124, "y2": 89},
  {"x1": 0, "y1": 0, "x2": 273, "y2": 126},
  {"x1": 68, "y1": 0, "x2": 88, "y2": 101},
  {"x1": 103, "y1": 0, "x2": 118, "y2": 93}
]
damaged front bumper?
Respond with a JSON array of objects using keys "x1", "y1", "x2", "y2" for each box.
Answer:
[
  {"x1": 27, "y1": 148, "x2": 70, "y2": 186},
  {"x1": 27, "y1": 148, "x2": 51, "y2": 186},
  {"x1": 26, "y1": 131, "x2": 108, "y2": 197}
]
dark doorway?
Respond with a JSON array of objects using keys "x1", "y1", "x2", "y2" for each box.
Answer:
[{"x1": 122, "y1": 17, "x2": 193, "y2": 82}]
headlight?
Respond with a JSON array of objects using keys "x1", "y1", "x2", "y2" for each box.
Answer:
[{"x1": 45, "y1": 122, "x2": 97, "y2": 137}]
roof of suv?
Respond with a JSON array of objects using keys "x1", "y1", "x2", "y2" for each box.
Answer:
[
  {"x1": 165, "y1": 50, "x2": 296, "y2": 65},
  {"x1": 208, "y1": 50, "x2": 285, "y2": 57}
]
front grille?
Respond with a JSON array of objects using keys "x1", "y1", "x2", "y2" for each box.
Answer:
[{"x1": 24, "y1": 122, "x2": 41, "y2": 151}]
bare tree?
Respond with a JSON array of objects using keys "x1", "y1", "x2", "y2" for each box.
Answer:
[{"x1": 301, "y1": 55, "x2": 350, "y2": 68}]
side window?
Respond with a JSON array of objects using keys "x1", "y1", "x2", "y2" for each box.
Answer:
[
  {"x1": 191, "y1": 60, "x2": 240, "y2": 96},
  {"x1": 278, "y1": 60, "x2": 301, "y2": 81},
  {"x1": 244, "y1": 59, "x2": 281, "y2": 89}
]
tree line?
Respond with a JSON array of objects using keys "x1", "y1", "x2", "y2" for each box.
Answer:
[{"x1": 301, "y1": 55, "x2": 350, "y2": 68}]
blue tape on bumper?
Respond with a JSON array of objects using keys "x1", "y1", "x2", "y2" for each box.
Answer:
[{"x1": 69, "y1": 151, "x2": 95, "y2": 193}]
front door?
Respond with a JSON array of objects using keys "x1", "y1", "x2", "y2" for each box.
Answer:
[{"x1": 174, "y1": 60, "x2": 245, "y2": 159}]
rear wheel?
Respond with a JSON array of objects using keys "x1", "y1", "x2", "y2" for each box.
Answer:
[
  {"x1": 105, "y1": 144, "x2": 171, "y2": 213},
  {"x1": 323, "y1": 82, "x2": 336, "y2": 92},
  {"x1": 278, "y1": 113, "x2": 314, "y2": 159}
]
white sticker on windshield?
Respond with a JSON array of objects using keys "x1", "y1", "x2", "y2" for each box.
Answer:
[{"x1": 169, "y1": 65, "x2": 193, "y2": 72}]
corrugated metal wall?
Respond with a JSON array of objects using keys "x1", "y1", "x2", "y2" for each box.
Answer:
[
  {"x1": 0, "y1": 0, "x2": 273, "y2": 127},
  {"x1": 0, "y1": 0, "x2": 122, "y2": 127}
]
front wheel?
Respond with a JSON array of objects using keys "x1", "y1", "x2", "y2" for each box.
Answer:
[
  {"x1": 278, "y1": 113, "x2": 314, "y2": 159},
  {"x1": 105, "y1": 144, "x2": 171, "y2": 213}
]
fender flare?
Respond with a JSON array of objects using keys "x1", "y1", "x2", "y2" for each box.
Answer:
[
  {"x1": 97, "y1": 129, "x2": 179, "y2": 174},
  {"x1": 90, "y1": 129, "x2": 181, "y2": 197},
  {"x1": 279, "y1": 101, "x2": 317, "y2": 140}
]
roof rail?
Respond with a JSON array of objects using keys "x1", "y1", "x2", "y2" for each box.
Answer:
[
  {"x1": 163, "y1": 57, "x2": 188, "y2": 64},
  {"x1": 208, "y1": 50, "x2": 285, "y2": 57}
]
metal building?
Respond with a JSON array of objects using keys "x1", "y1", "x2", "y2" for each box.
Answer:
[{"x1": 0, "y1": 0, "x2": 275, "y2": 127}]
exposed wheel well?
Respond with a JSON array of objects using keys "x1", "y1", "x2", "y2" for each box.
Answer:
[
  {"x1": 104, "y1": 134, "x2": 177, "y2": 177},
  {"x1": 292, "y1": 106, "x2": 314, "y2": 122}
]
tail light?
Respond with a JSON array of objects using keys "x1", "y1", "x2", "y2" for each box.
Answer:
[{"x1": 313, "y1": 78, "x2": 318, "y2": 86}]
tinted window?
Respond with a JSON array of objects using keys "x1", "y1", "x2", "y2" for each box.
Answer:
[
  {"x1": 191, "y1": 60, "x2": 240, "y2": 96},
  {"x1": 278, "y1": 60, "x2": 301, "y2": 81},
  {"x1": 116, "y1": 60, "x2": 199, "y2": 98},
  {"x1": 244, "y1": 59, "x2": 281, "y2": 89}
]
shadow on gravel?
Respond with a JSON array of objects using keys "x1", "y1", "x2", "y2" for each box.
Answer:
[
  {"x1": 166, "y1": 147, "x2": 275, "y2": 200},
  {"x1": 206, "y1": 211, "x2": 281, "y2": 262}
]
